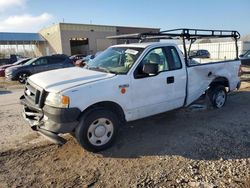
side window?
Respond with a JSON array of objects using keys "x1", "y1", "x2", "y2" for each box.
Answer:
[
  {"x1": 164, "y1": 47, "x2": 182, "y2": 70},
  {"x1": 50, "y1": 57, "x2": 66, "y2": 64},
  {"x1": 134, "y1": 48, "x2": 170, "y2": 78},
  {"x1": 33, "y1": 58, "x2": 48, "y2": 65},
  {"x1": 142, "y1": 48, "x2": 169, "y2": 72}
]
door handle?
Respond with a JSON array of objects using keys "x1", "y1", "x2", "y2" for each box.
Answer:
[{"x1": 167, "y1": 76, "x2": 174, "y2": 84}]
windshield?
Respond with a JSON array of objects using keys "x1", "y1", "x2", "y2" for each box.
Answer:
[
  {"x1": 13, "y1": 58, "x2": 29, "y2": 65},
  {"x1": 244, "y1": 50, "x2": 250, "y2": 58},
  {"x1": 24, "y1": 58, "x2": 38, "y2": 65},
  {"x1": 87, "y1": 47, "x2": 144, "y2": 74},
  {"x1": 13, "y1": 60, "x2": 22, "y2": 65}
]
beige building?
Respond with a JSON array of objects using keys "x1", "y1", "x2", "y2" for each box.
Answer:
[{"x1": 38, "y1": 23, "x2": 160, "y2": 56}]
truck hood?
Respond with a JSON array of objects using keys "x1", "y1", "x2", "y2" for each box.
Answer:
[{"x1": 29, "y1": 67, "x2": 115, "y2": 93}]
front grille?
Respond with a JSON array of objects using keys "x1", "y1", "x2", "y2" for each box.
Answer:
[{"x1": 24, "y1": 81, "x2": 47, "y2": 108}]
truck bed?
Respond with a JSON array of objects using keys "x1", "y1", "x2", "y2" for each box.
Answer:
[{"x1": 186, "y1": 59, "x2": 241, "y2": 106}]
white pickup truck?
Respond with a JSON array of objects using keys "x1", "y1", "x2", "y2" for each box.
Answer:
[{"x1": 20, "y1": 29, "x2": 241, "y2": 152}]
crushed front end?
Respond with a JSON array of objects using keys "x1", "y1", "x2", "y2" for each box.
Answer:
[{"x1": 20, "y1": 80, "x2": 80, "y2": 145}]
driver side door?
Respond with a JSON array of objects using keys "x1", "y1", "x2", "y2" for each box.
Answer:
[
  {"x1": 129, "y1": 46, "x2": 186, "y2": 120},
  {"x1": 32, "y1": 57, "x2": 50, "y2": 73}
]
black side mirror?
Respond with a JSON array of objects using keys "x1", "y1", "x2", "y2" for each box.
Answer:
[
  {"x1": 142, "y1": 63, "x2": 158, "y2": 75},
  {"x1": 239, "y1": 54, "x2": 244, "y2": 58}
]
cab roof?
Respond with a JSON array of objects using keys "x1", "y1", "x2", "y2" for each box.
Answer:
[{"x1": 112, "y1": 42, "x2": 178, "y2": 49}]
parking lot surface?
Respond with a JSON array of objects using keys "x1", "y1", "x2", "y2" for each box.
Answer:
[{"x1": 0, "y1": 78, "x2": 250, "y2": 187}]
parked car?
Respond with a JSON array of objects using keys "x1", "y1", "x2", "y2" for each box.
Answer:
[
  {"x1": 95, "y1": 51, "x2": 103, "y2": 57},
  {"x1": 0, "y1": 54, "x2": 26, "y2": 66},
  {"x1": 239, "y1": 50, "x2": 250, "y2": 66},
  {"x1": 70, "y1": 54, "x2": 87, "y2": 64},
  {"x1": 0, "y1": 58, "x2": 31, "y2": 77},
  {"x1": 74, "y1": 59, "x2": 87, "y2": 67},
  {"x1": 74, "y1": 52, "x2": 103, "y2": 67},
  {"x1": 5, "y1": 54, "x2": 73, "y2": 84},
  {"x1": 189, "y1": 49, "x2": 210, "y2": 58},
  {"x1": 20, "y1": 30, "x2": 241, "y2": 152}
]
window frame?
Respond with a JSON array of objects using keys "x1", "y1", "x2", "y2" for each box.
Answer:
[
  {"x1": 32, "y1": 57, "x2": 49, "y2": 66},
  {"x1": 133, "y1": 46, "x2": 183, "y2": 79},
  {"x1": 88, "y1": 47, "x2": 144, "y2": 75},
  {"x1": 163, "y1": 46, "x2": 183, "y2": 71}
]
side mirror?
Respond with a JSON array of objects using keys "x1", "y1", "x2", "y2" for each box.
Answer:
[
  {"x1": 239, "y1": 54, "x2": 244, "y2": 58},
  {"x1": 142, "y1": 63, "x2": 158, "y2": 75}
]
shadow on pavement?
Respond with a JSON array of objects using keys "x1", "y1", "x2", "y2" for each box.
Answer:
[
  {"x1": 0, "y1": 90, "x2": 12, "y2": 95},
  {"x1": 100, "y1": 90, "x2": 250, "y2": 161}
]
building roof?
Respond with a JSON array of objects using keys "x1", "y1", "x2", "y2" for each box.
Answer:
[
  {"x1": 59, "y1": 22, "x2": 160, "y2": 30},
  {"x1": 0, "y1": 32, "x2": 45, "y2": 42},
  {"x1": 39, "y1": 22, "x2": 160, "y2": 33}
]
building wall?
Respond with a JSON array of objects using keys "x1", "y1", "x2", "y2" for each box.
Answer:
[
  {"x1": 242, "y1": 41, "x2": 250, "y2": 54},
  {"x1": 59, "y1": 23, "x2": 117, "y2": 55},
  {"x1": 38, "y1": 23, "x2": 160, "y2": 56},
  {"x1": 116, "y1": 26, "x2": 160, "y2": 44},
  {"x1": 34, "y1": 41, "x2": 47, "y2": 56},
  {"x1": 39, "y1": 24, "x2": 63, "y2": 55}
]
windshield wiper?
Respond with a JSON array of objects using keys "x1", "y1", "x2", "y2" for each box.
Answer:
[{"x1": 88, "y1": 66, "x2": 116, "y2": 74}]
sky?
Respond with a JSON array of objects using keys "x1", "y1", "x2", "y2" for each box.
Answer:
[{"x1": 0, "y1": 0, "x2": 250, "y2": 35}]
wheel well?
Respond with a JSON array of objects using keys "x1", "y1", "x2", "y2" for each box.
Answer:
[
  {"x1": 15, "y1": 71, "x2": 31, "y2": 81},
  {"x1": 17, "y1": 71, "x2": 31, "y2": 77},
  {"x1": 209, "y1": 77, "x2": 229, "y2": 88},
  {"x1": 80, "y1": 101, "x2": 126, "y2": 123}
]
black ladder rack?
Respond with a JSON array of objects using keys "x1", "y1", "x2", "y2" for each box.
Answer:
[
  {"x1": 107, "y1": 28, "x2": 240, "y2": 40},
  {"x1": 107, "y1": 28, "x2": 241, "y2": 63}
]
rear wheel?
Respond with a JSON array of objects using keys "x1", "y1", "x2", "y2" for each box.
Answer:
[
  {"x1": 208, "y1": 85, "x2": 227, "y2": 108},
  {"x1": 75, "y1": 109, "x2": 119, "y2": 152},
  {"x1": 18, "y1": 72, "x2": 30, "y2": 84}
]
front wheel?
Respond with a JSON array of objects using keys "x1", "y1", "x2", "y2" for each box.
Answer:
[
  {"x1": 18, "y1": 72, "x2": 30, "y2": 84},
  {"x1": 208, "y1": 85, "x2": 227, "y2": 108},
  {"x1": 75, "y1": 109, "x2": 119, "y2": 152}
]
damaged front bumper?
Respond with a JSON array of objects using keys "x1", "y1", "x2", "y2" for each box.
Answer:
[{"x1": 20, "y1": 95, "x2": 81, "y2": 145}]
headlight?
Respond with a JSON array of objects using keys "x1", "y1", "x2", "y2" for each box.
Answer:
[
  {"x1": 45, "y1": 93, "x2": 70, "y2": 108},
  {"x1": 6, "y1": 67, "x2": 17, "y2": 72}
]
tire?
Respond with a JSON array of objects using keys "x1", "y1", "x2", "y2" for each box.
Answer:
[
  {"x1": 75, "y1": 109, "x2": 119, "y2": 152},
  {"x1": 18, "y1": 72, "x2": 30, "y2": 84},
  {"x1": 208, "y1": 85, "x2": 227, "y2": 108}
]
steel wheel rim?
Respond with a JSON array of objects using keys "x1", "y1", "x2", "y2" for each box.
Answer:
[
  {"x1": 87, "y1": 118, "x2": 114, "y2": 146},
  {"x1": 215, "y1": 90, "x2": 226, "y2": 108},
  {"x1": 19, "y1": 73, "x2": 27, "y2": 83}
]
